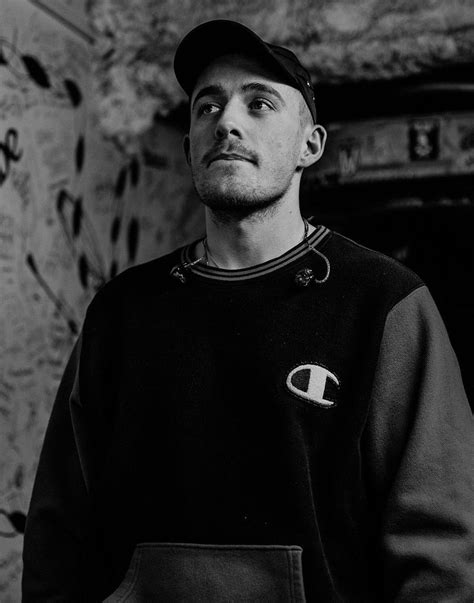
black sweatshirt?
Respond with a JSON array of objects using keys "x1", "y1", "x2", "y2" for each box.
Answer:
[{"x1": 22, "y1": 227, "x2": 474, "y2": 601}]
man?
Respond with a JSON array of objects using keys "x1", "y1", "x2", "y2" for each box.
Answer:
[{"x1": 23, "y1": 19, "x2": 474, "y2": 602}]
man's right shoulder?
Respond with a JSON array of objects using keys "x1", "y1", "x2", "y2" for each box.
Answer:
[{"x1": 84, "y1": 243, "x2": 191, "y2": 322}]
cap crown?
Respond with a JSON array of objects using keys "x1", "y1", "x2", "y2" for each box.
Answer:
[{"x1": 174, "y1": 20, "x2": 317, "y2": 123}]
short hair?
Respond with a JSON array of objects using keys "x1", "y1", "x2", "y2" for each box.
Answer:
[{"x1": 299, "y1": 94, "x2": 314, "y2": 131}]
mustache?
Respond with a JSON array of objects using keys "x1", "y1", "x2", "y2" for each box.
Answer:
[{"x1": 203, "y1": 145, "x2": 258, "y2": 167}]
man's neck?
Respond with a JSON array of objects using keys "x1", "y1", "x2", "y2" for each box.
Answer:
[{"x1": 198, "y1": 205, "x2": 315, "y2": 270}]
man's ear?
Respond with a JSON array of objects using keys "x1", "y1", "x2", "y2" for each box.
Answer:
[
  {"x1": 183, "y1": 134, "x2": 191, "y2": 166},
  {"x1": 299, "y1": 124, "x2": 327, "y2": 169}
]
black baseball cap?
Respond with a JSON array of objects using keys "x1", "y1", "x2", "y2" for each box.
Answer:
[{"x1": 174, "y1": 19, "x2": 317, "y2": 123}]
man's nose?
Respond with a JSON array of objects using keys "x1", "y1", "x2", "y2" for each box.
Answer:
[{"x1": 214, "y1": 102, "x2": 242, "y2": 140}]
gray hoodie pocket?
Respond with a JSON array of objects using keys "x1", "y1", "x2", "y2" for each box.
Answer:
[{"x1": 103, "y1": 542, "x2": 306, "y2": 602}]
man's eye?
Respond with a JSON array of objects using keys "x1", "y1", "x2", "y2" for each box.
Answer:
[
  {"x1": 249, "y1": 99, "x2": 272, "y2": 111},
  {"x1": 198, "y1": 103, "x2": 220, "y2": 116}
]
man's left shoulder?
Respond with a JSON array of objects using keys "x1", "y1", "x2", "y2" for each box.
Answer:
[{"x1": 325, "y1": 230, "x2": 424, "y2": 301}]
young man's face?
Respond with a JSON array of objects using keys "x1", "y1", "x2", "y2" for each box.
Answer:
[{"x1": 184, "y1": 53, "x2": 316, "y2": 217}]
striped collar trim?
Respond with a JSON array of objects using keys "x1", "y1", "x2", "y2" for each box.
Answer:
[{"x1": 182, "y1": 225, "x2": 330, "y2": 282}]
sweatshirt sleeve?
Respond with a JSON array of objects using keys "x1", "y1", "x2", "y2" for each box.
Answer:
[
  {"x1": 364, "y1": 285, "x2": 474, "y2": 601},
  {"x1": 22, "y1": 334, "x2": 91, "y2": 602}
]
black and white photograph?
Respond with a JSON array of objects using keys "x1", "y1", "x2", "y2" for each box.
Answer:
[{"x1": 0, "y1": 1, "x2": 473, "y2": 600}]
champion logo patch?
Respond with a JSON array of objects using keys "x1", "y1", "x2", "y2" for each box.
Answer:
[{"x1": 286, "y1": 364, "x2": 339, "y2": 408}]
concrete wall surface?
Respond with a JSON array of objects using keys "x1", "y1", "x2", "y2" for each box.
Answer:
[
  {"x1": 0, "y1": 1, "x2": 202, "y2": 599},
  {"x1": 88, "y1": 0, "x2": 474, "y2": 142}
]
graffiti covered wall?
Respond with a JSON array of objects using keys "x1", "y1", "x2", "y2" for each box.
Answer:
[{"x1": 0, "y1": 1, "x2": 203, "y2": 599}]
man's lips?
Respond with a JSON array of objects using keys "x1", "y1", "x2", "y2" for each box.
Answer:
[{"x1": 207, "y1": 153, "x2": 254, "y2": 167}]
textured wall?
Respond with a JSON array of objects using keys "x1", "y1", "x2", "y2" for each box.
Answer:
[
  {"x1": 88, "y1": 0, "x2": 474, "y2": 145},
  {"x1": 0, "y1": 1, "x2": 202, "y2": 599}
]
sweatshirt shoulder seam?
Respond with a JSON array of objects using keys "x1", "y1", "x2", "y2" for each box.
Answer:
[{"x1": 386, "y1": 282, "x2": 427, "y2": 317}]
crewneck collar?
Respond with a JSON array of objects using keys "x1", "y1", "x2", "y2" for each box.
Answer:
[{"x1": 182, "y1": 225, "x2": 330, "y2": 282}]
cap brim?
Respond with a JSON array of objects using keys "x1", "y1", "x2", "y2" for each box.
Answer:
[{"x1": 174, "y1": 20, "x2": 294, "y2": 98}]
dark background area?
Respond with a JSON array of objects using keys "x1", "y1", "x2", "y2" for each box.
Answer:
[{"x1": 301, "y1": 63, "x2": 474, "y2": 410}]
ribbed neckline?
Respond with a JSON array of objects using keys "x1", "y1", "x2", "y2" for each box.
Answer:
[{"x1": 181, "y1": 225, "x2": 330, "y2": 282}]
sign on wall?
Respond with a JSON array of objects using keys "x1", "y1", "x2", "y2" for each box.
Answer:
[{"x1": 307, "y1": 112, "x2": 474, "y2": 187}]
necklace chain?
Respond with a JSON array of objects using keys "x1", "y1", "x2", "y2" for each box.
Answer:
[
  {"x1": 202, "y1": 219, "x2": 310, "y2": 268},
  {"x1": 202, "y1": 238, "x2": 219, "y2": 267},
  {"x1": 175, "y1": 218, "x2": 330, "y2": 285}
]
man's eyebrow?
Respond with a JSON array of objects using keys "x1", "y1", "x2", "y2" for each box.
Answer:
[
  {"x1": 242, "y1": 82, "x2": 286, "y2": 105},
  {"x1": 191, "y1": 85, "x2": 226, "y2": 111}
]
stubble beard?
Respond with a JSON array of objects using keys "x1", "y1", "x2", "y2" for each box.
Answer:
[{"x1": 191, "y1": 169, "x2": 295, "y2": 222}]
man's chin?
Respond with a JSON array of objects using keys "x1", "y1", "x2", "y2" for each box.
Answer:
[{"x1": 196, "y1": 187, "x2": 284, "y2": 218}]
